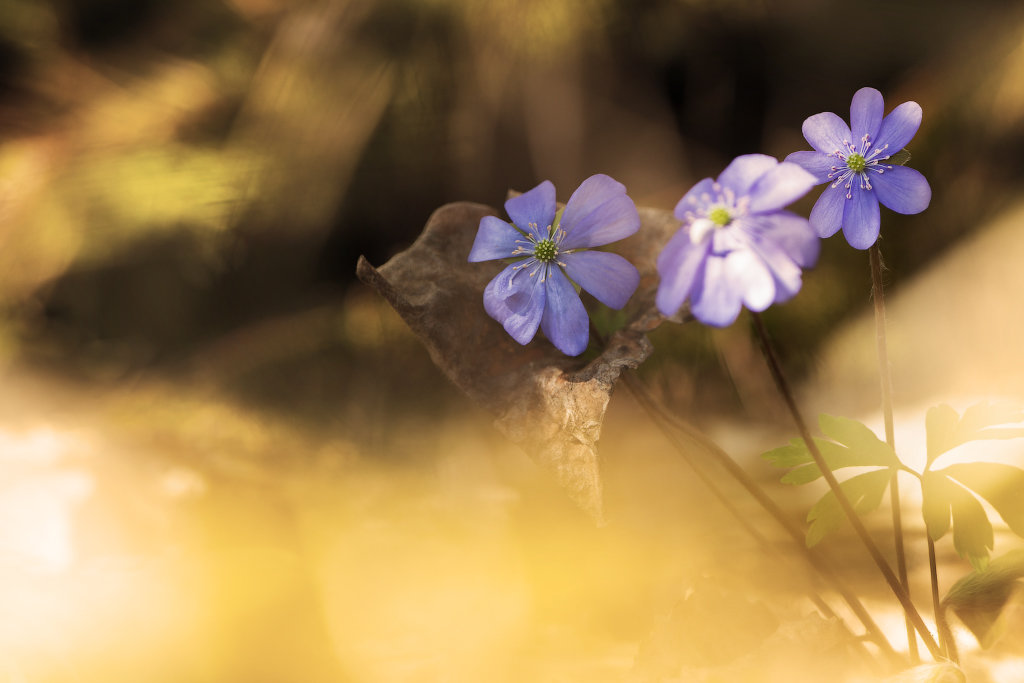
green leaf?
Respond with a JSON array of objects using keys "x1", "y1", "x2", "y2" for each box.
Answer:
[
  {"x1": 887, "y1": 148, "x2": 912, "y2": 166},
  {"x1": 923, "y1": 470, "x2": 994, "y2": 569},
  {"x1": 552, "y1": 206, "x2": 566, "y2": 230},
  {"x1": 926, "y1": 404, "x2": 960, "y2": 467},
  {"x1": 780, "y1": 463, "x2": 827, "y2": 485},
  {"x1": 950, "y1": 483, "x2": 994, "y2": 571},
  {"x1": 925, "y1": 401, "x2": 1024, "y2": 466},
  {"x1": 943, "y1": 549, "x2": 1024, "y2": 648},
  {"x1": 959, "y1": 401, "x2": 1024, "y2": 435},
  {"x1": 778, "y1": 440, "x2": 867, "y2": 484},
  {"x1": 805, "y1": 469, "x2": 891, "y2": 547},
  {"x1": 942, "y1": 462, "x2": 1024, "y2": 538},
  {"x1": 921, "y1": 470, "x2": 955, "y2": 541},
  {"x1": 818, "y1": 414, "x2": 899, "y2": 468},
  {"x1": 763, "y1": 416, "x2": 900, "y2": 486},
  {"x1": 762, "y1": 438, "x2": 814, "y2": 469}
]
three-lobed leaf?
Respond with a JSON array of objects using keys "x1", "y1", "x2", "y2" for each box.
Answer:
[
  {"x1": 925, "y1": 401, "x2": 1024, "y2": 467},
  {"x1": 921, "y1": 401, "x2": 1024, "y2": 568},
  {"x1": 921, "y1": 470, "x2": 956, "y2": 541},
  {"x1": 925, "y1": 404, "x2": 960, "y2": 467},
  {"x1": 762, "y1": 415, "x2": 902, "y2": 546},
  {"x1": 763, "y1": 404, "x2": 1024, "y2": 554},
  {"x1": 924, "y1": 461, "x2": 1024, "y2": 569},
  {"x1": 922, "y1": 469, "x2": 997, "y2": 570},
  {"x1": 818, "y1": 414, "x2": 899, "y2": 467},
  {"x1": 943, "y1": 462, "x2": 1024, "y2": 537},
  {"x1": 776, "y1": 439, "x2": 870, "y2": 485},
  {"x1": 950, "y1": 485, "x2": 994, "y2": 571},
  {"x1": 762, "y1": 415, "x2": 900, "y2": 486},
  {"x1": 805, "y1": 469, "x2": 891, "y2": 547}
]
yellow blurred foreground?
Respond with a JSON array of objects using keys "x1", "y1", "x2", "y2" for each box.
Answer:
[{"x1": 2, "y1": 348, "x2": 1023, "y2": 683}]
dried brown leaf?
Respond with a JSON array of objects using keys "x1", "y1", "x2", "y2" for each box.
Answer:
[{"x1": 356, "y1": 200, "x2": 680, "y2": 521}]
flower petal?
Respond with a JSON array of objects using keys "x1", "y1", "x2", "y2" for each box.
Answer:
[
  {"x1": 689, "y1": 256, "x2": 743, "y2": 327},
  {"x1": 540, "y1": 266, "x2": 590, "y2": 356},
  {"x1": 785, "y1": 151, "x2": 837, "y2": 184},
  {"x1": 841, "y1": 184, "x2": 881, "y2": 250},
  {"x1": 483, "y1": 263, "x2": 546, "y2": 345},
  {"x1": 748, "y1": 241, "x2": 802, "y2": 303},
  {"x1": 808, "y1": 184, "x2": 846, "y2": 238},
  {"x1": 468, "y1": 215, "x2": 525, "y2": 262},
  {"x1": 765, "y1": 210, "x2": 819, "y2": 270},
  {"x1": 716, "y1": 154, "x2": 778, "y2": 196},
  {"x1": 674, "y1": 177, "x2": 715, "y2": 220},
  {"x1": 802, "y1": 112, "x2": 852, "y2": 154},
  {"x1": 563, "y1": 250, "x2": 640, "y2": 310},
  {"x1": 712, "y1": 225, "x2": 746, "y2": 253},
  {"x1": 656, "y1": 227, "x2": 711, "y2": 316},
  {"x1": 757, "y1": 210, "x2": 820, "y2": 268},
  {"x1": 850, "y1": 87, "x2": 884, "y2": 142},
  {"x1": 689, "y1": 218, "x2": 716, "y2": 245},
  {"x1": 872, "y1": 165, "x2": 931, "y2": 215},
  {"x1": 747, "y1": 161, "x2": 816, "y2": 213},
  {"x1": 505, "y1": 180, "x2": 556, "y2": 237},
  {"x1": 743, "y1": 212, "x2": 817, "y2": 302},
  {"x1": 558, "y1": 174, "x2": 640, "y2": 249},
  {"x1": 725, "y1": 248, "x2": 776, "y2": 312},
  {"x1": 874, "y1": 101, "x2": 922, "y2": 156}
]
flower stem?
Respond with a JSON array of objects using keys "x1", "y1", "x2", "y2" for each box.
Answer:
[
  {"x1": 869, "y1": 244, "x2": 918, "y2": 662},
  {"x1": 750, "y1": 312, "x2": 943, "y2": 660},
  {"x1": 928, "y1": 536, "x2": 960, "y2": 662},
  {"x1": 618, "y1": 369, "x2": 901, "y2": 669}
]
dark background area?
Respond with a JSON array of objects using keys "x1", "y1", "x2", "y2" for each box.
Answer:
[{"x1": 2, "y1": 0, "x2": 1024, "y2": 429}]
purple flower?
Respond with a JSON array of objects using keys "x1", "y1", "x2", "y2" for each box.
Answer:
[
  {"x1": 656, "y1": 154, "x2": 819, "y2": 327},
  {"x1": 786, "y1": 87, "x2": 932, "y2": 250},
  {"x1": 468, "y1": 174, "x2": 641, "y2": 356}
]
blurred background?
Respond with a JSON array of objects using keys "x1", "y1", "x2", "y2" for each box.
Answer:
[{"x1": 2, "y1": 0, "x2": 1024, "y2": 681}]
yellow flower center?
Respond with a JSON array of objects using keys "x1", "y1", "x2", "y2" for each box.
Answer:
[{"x1": 709, "y1": 207, "x2": 732, "y2": 227}]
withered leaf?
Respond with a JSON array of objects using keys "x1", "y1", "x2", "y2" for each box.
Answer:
[{"x1": 356, "y1": 200, "x2": 680, "y2": 521}]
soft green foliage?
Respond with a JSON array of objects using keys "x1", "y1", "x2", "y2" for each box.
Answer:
[
  {"x1": 923, "y1": 402, "x2": 1024, "y2": 569},
  {"x1": 761, "y1": 414, "x2": 899, "y2": 485},
  {"x1": 942, "y1": 463, "x2": 1024, "y2": 536},
  {"x1": 762, "y1": 415, "x2": 899, "y2": 545},
  {"x1": 886, "y1": 148, "x2": 913, "y2": 167},
  {"x1": 943, "y1": 549, "x2": 1024, "y2": 648},
  {"x1": 806, "y1": 469, "x2": 891, "y2": 547},
  {"x1": 921, "y1": 470, "x2": 994, "y2": 570},
  {"x1": 818, "y1": 414, "x2": 900, "y2": 466},
  {"x1": 764, "y1": 406, "x2": 1024, "y2": 558},
  {"x1": 922, "y1": 463, "x2": 1024, "y2": 569},
  {"x1": 763, "y1": 438, "x2": 865, "y2": 484},
  {"x1": 921, "y1": 470, "x2": 957, "y2": 540},
  {"x1": 925, "y1": 402, "x2": 1024, "y2": 467}
]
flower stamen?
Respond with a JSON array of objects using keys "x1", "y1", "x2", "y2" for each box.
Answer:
[
  {"x1": 709, "y1": 207, "x2": 732, "y2": 227},
  {"x1": 533, "y1": 238, "x2": 558, "y2": 263},
  {"x1": 846, "y1": 153, "x2": 867, "y2": 174}
]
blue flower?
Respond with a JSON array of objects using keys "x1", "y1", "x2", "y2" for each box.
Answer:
[
  {"x1": 786, "y1": 87, "x2": 932, "y2": 250},
  {"x1": 469, "y1": 174, "x2": 641, "y2": 356},
  {"x1": 656, "y1": 154, "x2": 819, "y2": 327}
]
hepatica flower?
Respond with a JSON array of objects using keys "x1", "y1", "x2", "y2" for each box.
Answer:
[
  {"x1": 468, "y1": 174, "x2": 641, "y2": 356},
  {"x1": 786, "y1": 87, "x2": 932, "y2": 249},
  {"x1": 656, "y1": 154, "x2": 819, "y2": 327}
]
